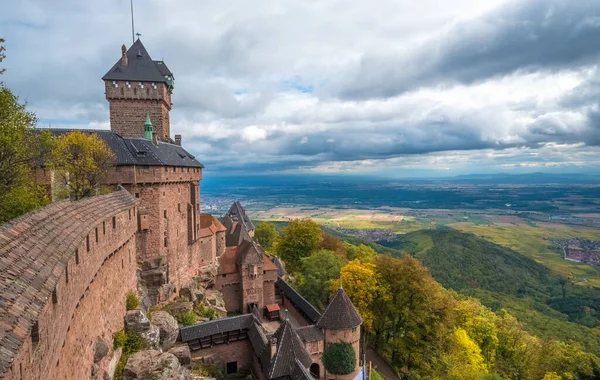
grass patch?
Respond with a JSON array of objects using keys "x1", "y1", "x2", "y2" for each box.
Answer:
[
  {"x1": 125, "y1": 292, "x2": 140, "y2": 311},
  {"x1": 450, "y1": 224, "x2": 600, "y2": 287}
]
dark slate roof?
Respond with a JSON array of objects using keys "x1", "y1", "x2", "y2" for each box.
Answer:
[
  {"x1": 276, "y1": 277, "x2": 321, "y2": 324},
  {"x1": 223, "y1": 215, "x2": 252, "y2": 247},
  {"x1": 267, "y1": 320, "x2": 312, "y2": 380},
  {"x1": 248, "y1": 322, "x2": 268, "y2": 357},
  {"x1": 316, "y1": 288, "x2": 363, "y2": 330},
  {"x1": 180, "y1": 314, "x2": 255, "y2": 342},
  {"x1": 0, "y1": 190, "x2": 136, "y2": 376},
  {"x1": 292, "y1": 359, "x2": 314, "y2": 380},
  {"x1": 238, "y1": 239, "x2": 265, "y2": 266},
  {"x1": 154, "y1": 60, "x2": 173, "y2": 77},
  {"x1": 226, "y1": 201, "x2": 255, "y2": 232},
  {"x1": 102, "y1": 39, "x2": 171, "y2": 83},
  {"x1": 295, "y1": 325, "x2": 324, "y2": 342},
  {"x1": 44, "y1": 129, "x2": 203, "y2": 168},
  {"x1": 271, "y1": 256, "x2": 286, "y2": 277}
]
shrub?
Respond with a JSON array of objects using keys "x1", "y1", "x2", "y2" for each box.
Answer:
[
  {"x1": 195, "y1": 301, "x2": 219, "y2": 321},
  {"x1": 112, "y1": 330, "x2": 146, "y2": 380},
  {"x1": 191, "y1": 362, "x2": 223, "y2": 379},
  {"x1": 113, "y1": 330, "x2": 127, "y2": 349},
  {"x1": 113, "y1": 330, "x2": 144, "y2": 354},
  {"x1": 125, "y1": 292, "x2": 140, "y2": 311},
  {"x1": 178, "y1": 310, "x2": 197, "y2": 326},
  {"x1": 371, "y1": 369, "x2": 383, "y2": 380},
  {"x1": 323, "y1": 342, "x2": 356, "y2": 375}
]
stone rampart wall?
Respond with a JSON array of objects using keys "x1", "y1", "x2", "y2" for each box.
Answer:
[{"x1": 0, "y1": 191, "x2": 137, "y2": 380}]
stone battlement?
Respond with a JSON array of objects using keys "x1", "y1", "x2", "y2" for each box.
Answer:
[{"x1": 0, "y1": 189, "x2": 138, "y2": 379}]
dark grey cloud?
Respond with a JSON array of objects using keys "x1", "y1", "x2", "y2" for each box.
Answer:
[{"x1": 339, "y1": 0, "x2": 600, "y2": 99}]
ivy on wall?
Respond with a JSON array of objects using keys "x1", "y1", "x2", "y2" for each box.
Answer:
[{"x1": 323, "y1": 342, "x2": 356, "y2": 375}]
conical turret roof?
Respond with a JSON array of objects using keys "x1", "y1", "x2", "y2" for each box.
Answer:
[
  {"x1": 316, "y1": 288, "x2": 363, "y2": 329},
  {"x1": 267, "y1": 318, "x2": 312, "y2": 379}
]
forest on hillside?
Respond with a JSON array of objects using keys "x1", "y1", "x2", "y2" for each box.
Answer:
[{"x1": 256, "y1": 220, "x2": 600, "y2": 380}]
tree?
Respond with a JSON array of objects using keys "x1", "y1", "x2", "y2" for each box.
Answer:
[
  {"x1": 442, "y1": 328, "x2": 487, "y2": 379},
  {"x1": 0, "y1": 86, "x2": 53, "y2": 222},
  {"x1": 372, "y1": 255, "x2": 455, "y2": 378},
  {"x1": 336, "y1": 259, "x2": 388, "y2": 331},
  {"x1": 319, "y1": 233, "x2": 347, "y2": 260},
  {"x1": 323, "y1": 343, "x2": 356, "y2": 375},
  {"x1": 51, "y1": 131, "x2": 114, "y2": 200},
  {"x1": 254, "y1": 221, "x2": 278, "y2": 250},
  {"x1": 345, "y1": 243, "x2": 376, "y2": 262},
  {"x1": 0, "y1": 38, "x2": 6, "y2": 78},
  {"x1": 296, "y1": 250, "x2": 345, "y2": 310},
  {"x1": 274, "y1": 218, "x2": 322, "y2": 273}
]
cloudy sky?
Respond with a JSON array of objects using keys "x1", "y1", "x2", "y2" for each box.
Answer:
[{"x1": 2, "y1": 0, "x2": 600, "y2": 177}]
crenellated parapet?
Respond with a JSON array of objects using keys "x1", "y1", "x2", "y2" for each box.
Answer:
[{"x1": 0, "y1": 190, "x2": 138, "y2": 380}]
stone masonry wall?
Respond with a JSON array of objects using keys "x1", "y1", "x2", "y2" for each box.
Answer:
[
  {"x1": 190, "y1": 339, "x2": 253, "y2": 374},
  {"x1": 55, "y1": 237, "x2": 137, "y2": 380},
  {"x1": 216, "y1": 273, "x2": 242, "y2": 313},
  {"x1": 324, "y1": 328, "x2": 361, "y2": 380},
  {"x1": 105, "y1": 81, "x2": 171, "y2": 141},
  {"x1": 1, "y1": 193, "x2": 137, "y2": 380}
]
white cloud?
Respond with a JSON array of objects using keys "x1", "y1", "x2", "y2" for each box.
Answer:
[
  {"x1": 241, "y1": 125, "x2": 267, "y2": 142},
  {"x1": 2, "y1": 0, "x2": 599, "y2": 175}
]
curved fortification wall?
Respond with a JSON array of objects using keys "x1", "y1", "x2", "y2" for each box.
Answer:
[{"x1": 0, "y1": 190, "x2": 138, "y2": 380}]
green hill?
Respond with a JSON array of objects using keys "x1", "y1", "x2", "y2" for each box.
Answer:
[{"x1": 382, "y1": 228, "x2": 600, "y2": 353}]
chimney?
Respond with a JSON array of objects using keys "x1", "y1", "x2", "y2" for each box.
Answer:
[
  {"x1": 175, "y1": 134, "x2": 182, "y2": 146},
  {"x1": 152, "y1": 131, "x2": 159, "y2": 145},
  {"x1": 120, "y1": 45, "x2": 128, "y2": 66},
  {"x1": 269, "y1": 336, "x2": 277, "y2": 360}
]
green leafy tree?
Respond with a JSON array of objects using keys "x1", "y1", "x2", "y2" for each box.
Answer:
[
  {"x1": 274, "y1": 218, "x2": 322, "y2": 273},
  {"x1": 296, "y1": 250, "x2": 345, "y2": 310},
  {"x1": 323, "y1": 343, "x2": 356, "y2": 375},
  {"x1": 0, "y1": 85, "x2": 53, "y2": 222},
  {"x1": 51, "y1": 131, "x2": 114, "y2": 200},
  {"x1": 255, "y1": 221, "x2": 278, "y2": 250},
  {"x1": 345, "y1": 243, "x2": 376, "y2": 262}
]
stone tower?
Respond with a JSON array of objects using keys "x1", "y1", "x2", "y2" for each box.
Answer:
[
  {"x1": 102, "y1": 39, "x2": 175, "y2": 141},
  {"x1": 316, "y1": 287, "x2": 363, "y2": 380}
]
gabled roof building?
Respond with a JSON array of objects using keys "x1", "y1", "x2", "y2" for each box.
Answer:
[{"x1": 187, "y1": 202, "x2": 364, "y2": 380}]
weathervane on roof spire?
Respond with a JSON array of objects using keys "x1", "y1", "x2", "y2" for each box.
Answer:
[
  {"x1": 340, "y1": 276, "x2": 343, "y2": 289},
  {"x1": 136, "y1": 33, "x2": 142, "y2": 40}
]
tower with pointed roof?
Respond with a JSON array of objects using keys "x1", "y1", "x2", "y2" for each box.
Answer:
[
  {"x1": 103, "y1": 39, "x2": 175, "y2": 141},
  {"x1": 316, "y1": 287, "x2": 363, "y2": 380}
]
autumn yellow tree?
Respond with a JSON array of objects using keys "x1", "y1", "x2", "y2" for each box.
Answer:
[
  {"x1": 335, "y1": 259, "x2": 389, "y2": 331},
  {"x1": 51, "y1": 131, "x2": 114, "y2": 200},
  {"x1": 442, "y1": 328, "x2": 487, "y2": 379}
]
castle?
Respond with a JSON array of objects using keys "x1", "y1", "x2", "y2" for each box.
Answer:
[{"x1": 0, "y1": 39, "x2": 363, "y2": 380}]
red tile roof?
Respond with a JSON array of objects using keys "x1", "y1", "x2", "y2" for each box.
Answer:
[
  {"x1": 266, "y1": 303, "x2": 280, "y2": 313},
  {"x1": 219, "y1": 246, "x2": 239, "y2": 274},
  {"x1": 199, "y1": 214, "x2": 226, "y2": 238}
]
